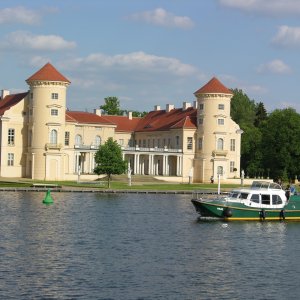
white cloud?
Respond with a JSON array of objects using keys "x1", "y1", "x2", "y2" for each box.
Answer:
[
  {"x1": 218, "y1": 0, "x2": 300, "y2": 16},
  {"x1": 0, "y1": 6, "x2": 41, "y2": 24},
  {"x1": 257, "y1": 59, "x2": 292, "y2": 74},
  {"x1": 272, "y1": 25, "x2": 300, "y2": 48},
  {"x1": 62, "y1": 51, "x2": 198, "y2": 76},
  {"x1": 127, "y1": 8, "x2": 194, "y2": 29},
  {"x1": 0, "y1": 31, "x2": 76, "y2": 51}
]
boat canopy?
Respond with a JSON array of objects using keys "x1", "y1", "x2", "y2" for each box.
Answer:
[{"x1": 251, "y1": 181, "x2": 282, "y2": 190}]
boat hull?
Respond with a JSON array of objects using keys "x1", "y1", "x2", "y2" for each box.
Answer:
[{"x1": 191, "y1": 196, "x2": 300, "y2": 221}]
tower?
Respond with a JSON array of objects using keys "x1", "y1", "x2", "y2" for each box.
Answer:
[
  {"x1": 193, "y1": 77, "x2": 242, "y2": 182},
  {"x1": 26, "y1": 63, "x2": 70, "y2": 180}
]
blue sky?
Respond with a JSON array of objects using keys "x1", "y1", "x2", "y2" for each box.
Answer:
[{"x1": 1, "y1": 0, "x2": 300, "y2": 113}]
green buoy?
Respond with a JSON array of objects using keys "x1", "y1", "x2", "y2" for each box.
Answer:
[{"x1": 43, "y1": 189, "x2": 54, "y2": 205}]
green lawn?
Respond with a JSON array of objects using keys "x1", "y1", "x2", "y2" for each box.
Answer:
[{"x1": 0, "y1": 178, "x2": 243, "y2": 191}]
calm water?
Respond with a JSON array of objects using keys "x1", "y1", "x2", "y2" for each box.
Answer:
[{"x1": 1, "y1": 191, "x2": 300, "y2": 300}]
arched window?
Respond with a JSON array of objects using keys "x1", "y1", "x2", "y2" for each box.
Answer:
[
  {"x1": 95, "y1": 135, "x2": 101, "y2": 147},
  {"x1": 217, "y1": 138, "x2": 224, "y2": 150},
  {"x1": 217, "y1": 166, "x2": 224, "y2": 175},
  {"x1": 50, "y1": 129, "x2": 57, "y2": 144},
  {"x1": 75, "y1": 134, "x2": 82, "y2": 146}
]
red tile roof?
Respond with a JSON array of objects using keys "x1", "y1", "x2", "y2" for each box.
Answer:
[
  {"x1": 0, "y1": 92, "x2": 28, "y2": 115},
  {"x1": 103, "y1": 115, "x2": 142, "y2": 132},
  {"x1": 66, "y1": 111, "x2": 115, "y2": 125},
  {"x1": 26, "y1": 62, "x2": 70, "y2": 83},
  {"x1": 135, "y1": 107, "x2": 197, "y2": 132},
  {"x1": 194, "y1": 77, "x2": 232, "y2": 95}
]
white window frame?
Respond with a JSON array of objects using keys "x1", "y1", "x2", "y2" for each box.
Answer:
[
  {"x1": 51, "y1": 93, "x2": 58, "y2": 100},
  {"x1": 75, "y1": 134, "x2": 82, "y2": 146},
  {"x1": 51, "y1": 109, "x2": 58, "y2": 116},
  {"x1": 8, "y1": 128, "x2": 15, "y2": 146},
  {"x1": 187, "y1": 137, "x2": 193, "y2": 150},
  {"x1": 8, "y1": 153, "x2": 14, "y2": 166},
  {"x1": 230, "y1": 161, "x2": 235, "y2": 172},
  {"x1": 65, "y1": 131, "x2": 70, "y2": 146},
  {"x1": 217, "y1": 138, "x2": 224, "y2": 150},
  {"x1": 230, "y1": 139, "x2": 236, "y2": 151},
  {"x1": 50, "y1": 129, "x2": 57, "y2": 144},
  {"x1": 218, "y1": 119, "x2": 224, "y2": 125}
]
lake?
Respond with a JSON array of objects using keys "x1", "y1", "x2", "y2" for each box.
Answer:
[{"x1": 1, "y1": 191, "x2": 300, "y2": 300}]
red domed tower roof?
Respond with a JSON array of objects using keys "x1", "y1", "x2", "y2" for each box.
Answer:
[
  {"x1": 194, "y1": 77, "x2": 232, "y2": 95},
  {"x1": 26, "y1": 62, "x2": 70, "y2": 83}
]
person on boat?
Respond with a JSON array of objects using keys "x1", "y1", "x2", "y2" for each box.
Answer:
[{"x1": 285, "y1": 185, "x2": 291, "y2": 201}]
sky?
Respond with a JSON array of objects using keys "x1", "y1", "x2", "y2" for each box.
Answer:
[{"x1": 1, "y1": 0, "x2": 300, "y2": 113}]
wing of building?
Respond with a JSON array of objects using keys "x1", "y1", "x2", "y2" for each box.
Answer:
[{"x1": 0, "y1": 63, "x2": 242, "y2": 182}]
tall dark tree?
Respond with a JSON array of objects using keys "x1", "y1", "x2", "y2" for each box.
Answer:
[
  {"x1": 254, "y1": 102, "x2": 268, "y2": 127},
  {"x1": 100, "y1": 96, "x2": 121, "y2": 115},
  {"x1": 94, "y1": 137, "x2": 127, "y2": 188},
  {"x1": 260, "y1": 108, "x2": 300, "y2": 180}
]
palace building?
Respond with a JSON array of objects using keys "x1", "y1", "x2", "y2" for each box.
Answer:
[{"x1": 0, "y1": 63, "x2": 242, "y2": 182}]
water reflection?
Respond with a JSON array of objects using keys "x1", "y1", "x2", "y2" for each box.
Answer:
[{"x1": 0, "y1": 192, "x2": 300, "y2": 299}]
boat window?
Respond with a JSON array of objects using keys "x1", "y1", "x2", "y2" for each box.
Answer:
[
  {"x1": 230, "y1": 192, "x2": 240, "y2": 198},
  {"x1": 261, "y1": 194, "x2": 270, "y2": 205},
  {"x1": 250, "y1": 194, "x2": 260, "y2": 203},
  {"x1": 240, "y1": 193, "x2": 249, "y2": 199},
  {"x1": 272, "y1": 195, "x2": 283, "y2": 205}
]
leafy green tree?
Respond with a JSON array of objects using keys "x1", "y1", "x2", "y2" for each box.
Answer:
[
  {"x1": 260, "y1": 108, "x2": 300, "y2": 180},
  {"x1": 100, "y1": 96, "x2": 121, "y2": 115},
  {"x1": 230, "y1": 89, "x2": 256, "y2": 127},
  {"x1": 94, "y1": 137, "x2": 127, "y2": 188}
]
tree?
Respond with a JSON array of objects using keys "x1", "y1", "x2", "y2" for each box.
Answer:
[
  {"x1": 100, "y1": 96, "x2": 121, "y2": 115},
  {"x1": 230, "y1": 89, "x2": 256, "y2": 127},
  {"x1": 260, "y1": 108, "x2": 300, "y2": 180},
  {"x1": 94, "y1": 137, "x2": 127, "y2": 188},
  {"x1": 254, "y1": 102, "x2": 268, "y2": 127}
]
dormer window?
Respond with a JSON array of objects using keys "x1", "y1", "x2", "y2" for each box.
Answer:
[{"x1": 51, "y1": 93, "x2": 58, "y2": 100}]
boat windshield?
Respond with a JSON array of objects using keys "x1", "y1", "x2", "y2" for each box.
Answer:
[
  {"x1": 251, "y1": 181, "x2": 282, "y2": 190},
  {"x1": 229, "y1": 192, "x2": 249, "y2": 199}
]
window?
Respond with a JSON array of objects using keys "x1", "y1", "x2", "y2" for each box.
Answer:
[
  {"x1": 230, "y1": 139, "x2": 236, "y2": 151},
  {"x1": 187, "y1": 137, "x2": 193, "y2": 150},
  {"x1": 8, "y1": 128, "x2": 15, "y2": 145},
  {"x1": 198, "y1": 118, "x2": 203, "y2": 126},
  {"x1": 218, "y1": 104, "x2": 225, "y2": 110},
  {"x1": 51, "y1": 93, "x2": 58, "y2": 99},
  {"x1": 8, "y1": 153, "x2": 14, "y2": 166},
  {"x1": 119, "y1": 139, "x2": 124, "y2": 146},
  {"x1": 50, "y1": 129, "x2": 57, "y2": 144},
  {"x1": 272, "y1": 195, "x2": 283, "y2": 205},
  {"x1": 250, "y1": 194, "x2": 260, "y2": 203},
  {"x1": 29, "y1": 130, "x2": 32, "y2": 147},
  {"x1": 198, "y1": 137, "x2": 203, "y2": 150},
  {"x1": 217, "y1": 138, "x2": 224, "y2": 150},
  {"x1": 199, "y1": 103, "x2": 204, "y2": 110},
  {"x1": 157, "y1": 139, "x2": 160, "y2": 148},
  {"x1": 65, "y1": 132, "x2": 70, "y2": 146},
  {"x1": 261, "y1": 194, "x2": 270, "y2": 205},
  {"x1": 218, "y1": 119, "x2": 224, "y2": 125},
  {"x1": 175, "y1": 136, "x2": 180, "y2": 148},
  {"x1": 217, "y1": 166, "x2": 223, "y2": 175},
  {"x1": 95, "y1": 135, "x2": 101, "y2": 147},
  {"x1": 75, "y1": 134, "x2": 82, "y2": 146},
  {"x1": 230, "y1": 161, "x2": 235, "y2": 172},
  {"x1": 51, "y1": 109, "x2": 58, "y2": 116}
]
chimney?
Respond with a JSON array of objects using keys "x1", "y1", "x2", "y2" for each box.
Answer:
[
  {"x1": 193, "y1": 100, "x2": 198, "y2": 109},
  {"x1": 154, "y1": 105, "x2": 161, "y2": 111},
  {"x1": 1, "y1": 89, "x2": 10, "y2": 100},
  {"x1": 128, "y1": 111, "x2": 132, "y2": 120},
  {"x1": 94, "y1": 108, "x2": 102, "y2": 116},
  {"x1": 166, "y1": 104, "x2": 174, "y2": 112},
  {"x1": 183, "y1": 101, "x2": 191, "y2": 110}
]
